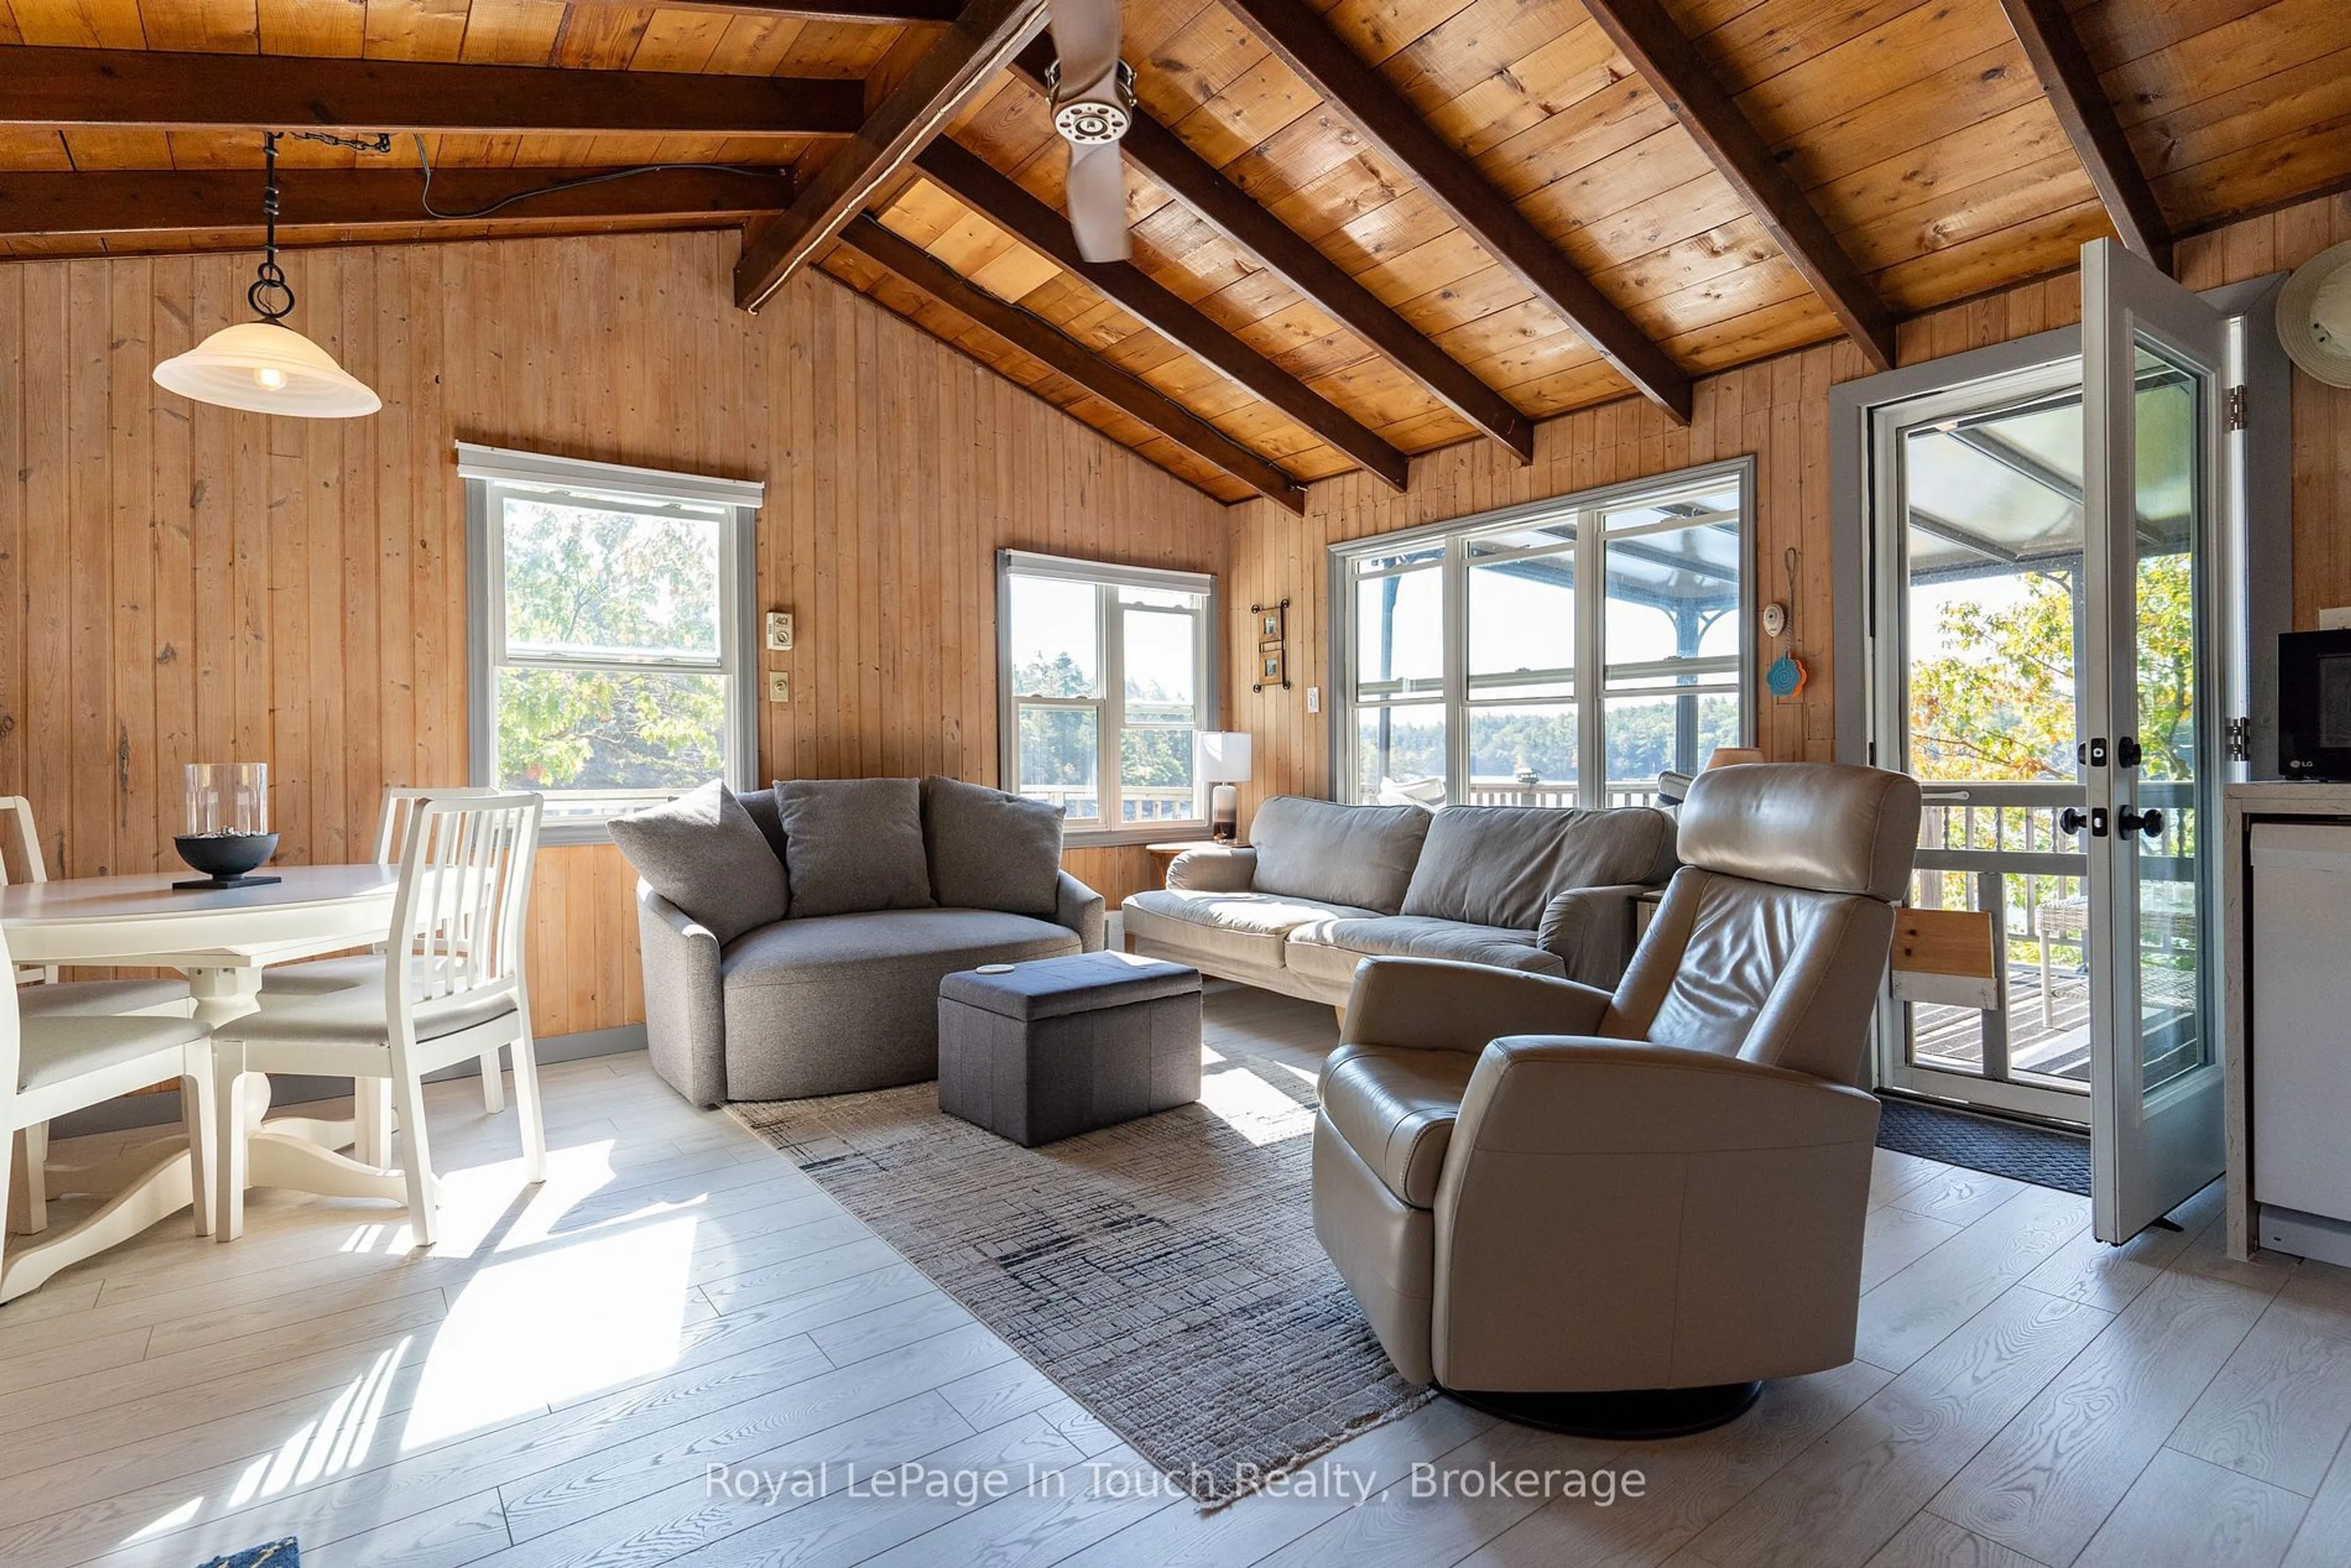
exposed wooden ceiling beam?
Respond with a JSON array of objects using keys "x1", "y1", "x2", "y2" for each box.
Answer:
[
  {"x1": 563, "y1": 0, "x2": 959, "y2": 20},
  {"x1": 0, "y1": 47, "x2": 864, "y2": 139},
  {"x1": 841, "y1": 216, "x2": 1308, "y2": 512},
  {"x1": 0, "y1": 167, "x2": 793, "y2": 238},
  {"x1": 1578, "y1": 0, "x2": 1895, "y2": 373},
  {"x1": 1222, "y1": 0, "x2": 1692, "y2": 424},
  {"x1": 915, "y1": 139, "x2": 1412, "y2": 491},
  {"x1": 733, "y1": 0, "x2": 1049, "y2": 310},
  {"x1": 1996, "y1": 0, "x2": 2172, "y2": 273},
  {"x1": 1007, "y1": 43, "x2": 1533, "y2": 464}
]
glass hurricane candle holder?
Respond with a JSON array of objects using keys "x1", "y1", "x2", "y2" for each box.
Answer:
[{"x1": 173, "y1": 761, "x2": 282, "y2": 890}]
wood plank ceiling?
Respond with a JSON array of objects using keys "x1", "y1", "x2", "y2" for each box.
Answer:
[{"x1": 0, "y1": 0, "x2": 2343, "y2": 506}]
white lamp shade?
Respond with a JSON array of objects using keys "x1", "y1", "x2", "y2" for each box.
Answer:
[
  {"x1": 152, "y1": 320, "x2": 381, "y2": 418},
  {"x1": 1196, "y1": 730, "x2": 1253, "y2": 783}
]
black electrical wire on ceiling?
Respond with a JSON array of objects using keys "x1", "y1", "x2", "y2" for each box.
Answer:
[{"x1": 410, "y1": 134, "x2": 789, "y2": 222}]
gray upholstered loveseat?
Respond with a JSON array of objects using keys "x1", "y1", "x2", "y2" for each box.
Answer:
[
  {"x1": 1121, "y1": 795, "x2": 1675, "y2": 1005},
  {"x1": 618, "y1": 777, "x2": 1104, "y2": 1107}
]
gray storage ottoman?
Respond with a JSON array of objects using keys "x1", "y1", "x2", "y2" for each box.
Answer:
[{"x1": 937, "y1": 950, "x2": 1204, "y2": 1146}]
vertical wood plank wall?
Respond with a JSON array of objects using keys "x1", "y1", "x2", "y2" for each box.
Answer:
[
  {"x1": 0, "y1": 229, "x2": 1226, "y2": 1037},
  {"x1": 1226, "y1": 191, "x2": 2351, "y2": 815}
]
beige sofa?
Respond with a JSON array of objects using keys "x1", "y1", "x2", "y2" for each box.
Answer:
[{"x1": 1120, "y1": 795, "x2": 1677, "y2": 1004}]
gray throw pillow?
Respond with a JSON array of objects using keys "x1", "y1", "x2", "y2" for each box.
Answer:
[
  {"x1": 771, "y1": 778, "x2": 935, "y2": 918},
  {"x1": 609, "y1": 781, "x2": 789, "y2": 944},
  {"x1": 921, "y1": 775, "x2": 1063, "y2": 918}
]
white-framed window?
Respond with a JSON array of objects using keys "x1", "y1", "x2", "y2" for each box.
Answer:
[
  {"x1": 997, "y1": 550, "x2": 1218, "y2": 845},
  {"x1": 1333, "y1": 458, "x2": 1753, "y2": 811},
  {"x1": 459, "y1": 443, "x2": 761, "y2": 844}
]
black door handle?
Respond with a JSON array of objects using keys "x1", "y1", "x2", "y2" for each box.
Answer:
[
  {"x1": 2060, "y1": 806, "x2": 2108, "y2": 838},
  {"x1": 2118, "y1": 806, "x2": 2165, "y2": 841}
]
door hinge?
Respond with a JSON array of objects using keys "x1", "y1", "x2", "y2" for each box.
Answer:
[
  {"x1": 2225, "y1": 384, "x2": 2249, "y2": 430},
  {"x1": 2227, "y1": 715, "x2": 2252, "y2": 760}
]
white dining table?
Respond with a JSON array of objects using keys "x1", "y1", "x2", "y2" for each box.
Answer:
[{"x1": 2, "y1": 865, "x2": 410, "y2": 1292}]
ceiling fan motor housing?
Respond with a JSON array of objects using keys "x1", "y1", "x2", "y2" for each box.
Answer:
[{"x1": 1047, "y1": 58, "x2": 1136, "y2": 146}]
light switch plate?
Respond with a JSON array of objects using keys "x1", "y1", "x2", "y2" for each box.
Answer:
[
  {"x1": 767, "y1": 671, "x2": 791, "y2": 703},
  {"x1": 1307, "y1": 686, "x2": 1321, "y2": 713},
  {"x1": 765, "y1": 611, "x2": 795, "y2": 650}
]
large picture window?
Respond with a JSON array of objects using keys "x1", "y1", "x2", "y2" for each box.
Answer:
[
  {"x1": 1335, "y1": 459, "x2": 1753, "y2": 810},
  {"x1": 460, "y1": 443, "x2": 760, "y2": 841},
  {"x1": 998, "y1": 550, "x2": 1217, "y2": 843}
]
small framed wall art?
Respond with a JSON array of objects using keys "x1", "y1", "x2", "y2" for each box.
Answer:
[{"x1": 1252, "y1": 598, "x2": 1291, "y2": 692}]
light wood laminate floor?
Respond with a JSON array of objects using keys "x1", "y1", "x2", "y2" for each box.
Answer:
[{"x1": 4, "y1": 983, "x2": 2349, "y2": 1568}]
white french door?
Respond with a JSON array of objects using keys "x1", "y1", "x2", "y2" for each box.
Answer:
[
  {"x1": 2079, "y1": 239, "x2": 2231, "y2": 1244},
  {"x1": 1867, "y1": 354, "x2": 2102, "y2": 1125}
]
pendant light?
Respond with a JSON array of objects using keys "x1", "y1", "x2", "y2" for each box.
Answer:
[{"x1": 153, "y1": 132, "x2": 381, "y2": 418}]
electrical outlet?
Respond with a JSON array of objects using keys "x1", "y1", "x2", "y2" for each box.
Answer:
[
  {"x1": 766, "y1": 611, "x2": 795, "y2": 651},
  {"x1": 1307, "y1": 686, "x2": 1321, "y2": 713},
  {"x1": 767, "y1": 670, "x2": 791, "y2": 703}
]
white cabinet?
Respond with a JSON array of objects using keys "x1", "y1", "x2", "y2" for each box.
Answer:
[
  {"x1": 2224, "y1": 784, "x2": 2351, "y2": 1262},
  {"x1": 2250, "y1": 824, "x2": 2351, "y2": 1229}
]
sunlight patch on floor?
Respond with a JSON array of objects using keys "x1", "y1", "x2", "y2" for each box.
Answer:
[
  {"x1": 400, "y1": 1214, "x2": 699, "y2": 1447},
  {"x1": 121, "y1": 1495, "x2": 204, "y2": 1545},
  {"x1": 229, "y1": 1337, "x2": 410, "y2": 1511},
  {"x1": 1198, "y1": 1051, "x2": 1316, "y2": 1147}
]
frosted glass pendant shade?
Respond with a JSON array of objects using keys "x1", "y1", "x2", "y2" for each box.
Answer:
[{"x1": 152, "y1": 320, "x2": 381, "y2": 418}]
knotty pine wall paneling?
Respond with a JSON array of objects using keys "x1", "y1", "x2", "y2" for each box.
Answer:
[
  {"x1": 1226, "y1": 189, "x2": 2351, "y2": 816},
  {"x1": 0, "y1": 230, "x2": 1227, "y2": 1037}
]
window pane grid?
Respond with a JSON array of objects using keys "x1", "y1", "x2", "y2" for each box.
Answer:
[
  {"x1": 1335, "y1": 460, "x2": 1751, "y2": 811},
  {"x1": 1002, "y1": 556, "x2": 1216, "y2": 839},
  {"x1": 477, "y1": 473, "x2": 744, "y2": 817}
]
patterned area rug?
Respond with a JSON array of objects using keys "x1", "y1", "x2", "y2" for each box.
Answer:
[
  {"x1": 1877, "y1": 1096, "x2": 2091, "y2": 1196},
  {"x1": 198, "y1": 1540, "x2": 299, "y2": 1568},
  {"x1": 727, "y1": 1035, "x2": 1431, "y2": 1507}
]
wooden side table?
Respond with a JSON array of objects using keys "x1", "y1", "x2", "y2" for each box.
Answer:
[
  {"x1": 1633, "y1": 888, "x2": 1664, "y2": 939},
  {"x1": 1146, "y1": 840, "x2": 1242, "y2": 886}
]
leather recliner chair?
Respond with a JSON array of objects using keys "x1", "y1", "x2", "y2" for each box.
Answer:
[{"x1": 1312, "y1": 761, "x2": 1923, "y2": 1435}]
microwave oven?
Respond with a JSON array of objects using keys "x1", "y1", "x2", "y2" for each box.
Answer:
[{"x1": 2279, "y1": 629, "x2": 2351, "y2": 780}]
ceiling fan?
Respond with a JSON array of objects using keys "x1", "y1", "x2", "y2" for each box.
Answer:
[{"x1": 1041, "y1": 0, "x2": 1136, "y2": 263}]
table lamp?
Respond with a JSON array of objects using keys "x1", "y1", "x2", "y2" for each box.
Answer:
[{"x1": 1197, "y1": 732, "x2": 1253, "y2": 842}]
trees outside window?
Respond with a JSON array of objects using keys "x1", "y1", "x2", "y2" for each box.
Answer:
[
  {"x1": 461, "y1": 445, "x2": 758, "y2": 839},
  {"x1": 1000, "y1": 553, "x2": 1215, "y2": 842},
  {"x1": 1909, "y1": 555, "x2": 2194, "y2": 785}
]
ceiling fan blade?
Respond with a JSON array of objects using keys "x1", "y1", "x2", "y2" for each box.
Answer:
[
  {"x1": 1046, "y1": 0, "x2": 1123, "y2": 101},
  {"x1": 1066, "y1": 138, "x2": 1131, "y2": 263}
]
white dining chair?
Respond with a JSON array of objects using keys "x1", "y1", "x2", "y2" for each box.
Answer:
[
  {"x1": 2, "y1": 796, "x2": 198, "y2": 1239},
  {"x1": 0, "y1": 797, "x2": 195, "y2": 1019},
  {"x1": 209, "y1": 792, "x2": 546, "y2": 1246},
  {"x1": 263, "y1": 787, "x2": 509, "y2": 1119},
  {"x1": 1, "y1": 928, "x2": 214, "y2": 1297}
]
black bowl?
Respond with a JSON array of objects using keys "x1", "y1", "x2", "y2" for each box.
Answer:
[{"x1": 174, "y1": 831, "x2": 280, "y2": 883}]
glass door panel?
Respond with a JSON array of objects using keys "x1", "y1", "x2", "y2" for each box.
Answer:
[
  {"x1": 2081, "y1": 239, "x2": 2229, "y2": 1244},
  {"x1": 1879, "y1": 364, "x2": 2096, "y2": 1121}
]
